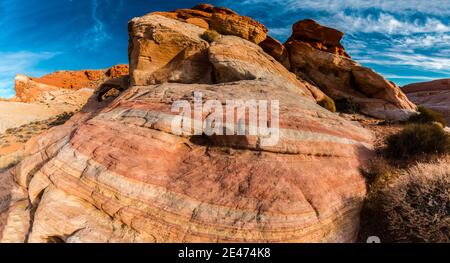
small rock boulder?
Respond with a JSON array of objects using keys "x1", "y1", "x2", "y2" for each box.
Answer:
[
  {"x1": 209, "y1": 12, "x2": 268, "y2": 44},
  {"x1": 128, "y1": 14, "x2": 212, "y2": 86},
  {"x1": 259, "y1": 36, "x2": 291, "y2": 69}
]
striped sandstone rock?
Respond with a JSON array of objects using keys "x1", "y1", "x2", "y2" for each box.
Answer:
[
  {"x1": 1, "y1": 7, "x2": 376, "y2": 243},
  {"x1": 1, "y1": 78, "x2": 373, "y2": 242}
]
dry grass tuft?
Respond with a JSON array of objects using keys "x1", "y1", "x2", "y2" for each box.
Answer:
[
  {"x1": 360, "y1": 156, "x2": 450, "y2": 243},
  {"x1": 201, "y1": 29, "x2": 221, "y2": 43}
]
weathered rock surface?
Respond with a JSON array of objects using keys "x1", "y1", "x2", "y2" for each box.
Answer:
[
  {"x1": 10, "y1": 65, "x2": 129, "y2": 105},
  {"x1": 141, "y1": 4, "x2": 267, "y2": 45},
  {"x1": 0, "y1": 65, "x2": 129, "y2": 174},
  {"x1": 12, "y1": 75, "x2": 94, "y2": 107},
  {"x1": 209, "y1": 36, "x2": 332, "y2": 107},
  {"x1": 128, "y1": 15, "x2": 332, "y2": 109},
  {"x1": 128, "y1": 14, "x2": 211, "y2": 86},
  {"x1": 288, "y1": 19, "x2": 349, "y2": 58},
  {"x1": 403, "y1": 79, "x2": 450, "y2": 125},
  {"x1": 209, "y1": 12, "x2": 267, "y2": 44},
  {"x1": 0, "y1": 78, "x2": 373, "y2": 242},
  {"x1": 286, "y1": 39, "x2": 416, "y2": 120},
  {"x1": 259, "y1": 36, "x2": 291, "y2": 69}
]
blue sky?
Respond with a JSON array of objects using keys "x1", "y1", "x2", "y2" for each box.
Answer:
[{"x1": 0, "y1": 0, "x2": 449, "y2": 97}]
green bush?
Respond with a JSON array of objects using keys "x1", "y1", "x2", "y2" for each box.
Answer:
[
  {"x1": 318, "y1": 96, "x2": 336, "y2": 112},
  {"x1": 385, "y1": 124, "x2": 450, "y2": 159},
  {"x1": 335, "y1": 97, "x2": 360, "y2": 114},
  {"x1": 409, "y1": 106, "x2": 446, "y2": 126},
  {"x1": 200, "y1": 29, "x2": 220, "y2": 43}
]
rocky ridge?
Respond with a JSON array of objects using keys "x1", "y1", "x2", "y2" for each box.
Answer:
[
  {"x1": 403, "y1": 79, "x2": 450, "y2": 125},
  {"x1": 10, "y1": 65, "x2": 128, "y2": 105}
]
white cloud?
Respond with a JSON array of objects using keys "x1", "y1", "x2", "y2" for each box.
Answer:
[
  {"x1": 395, "y1": 34, "x2": 450, "y2": 49},
  {"x1": 78, "y1": 0, "x2": 111, "y2": 51},
  {"x1": 356, "y1": 51, "x2": 450, "y2": 73},
  {"x1": 0, "y1": 51, "x2": 59, "y2": 98},
  {"x1": 329, "y1": 13, "x2": 449, "y2": 35},
  {"x1": 225, "y1": 0, "x2": 450, "y2": 16},
  {"x1": 384, "y1": 74, "x2": 438, "y2": 80}
]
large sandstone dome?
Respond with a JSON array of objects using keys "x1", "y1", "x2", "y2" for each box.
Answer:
[{"x1": 1, "y1": 4, "x2": 416, "y2": 243}]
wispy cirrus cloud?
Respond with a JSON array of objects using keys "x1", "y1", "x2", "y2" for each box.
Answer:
[
  {"x1": 359, "y1": 53, "x2": 450, "y2": 72},
  {"x1": 0, "y1": 51, "x2": 59, "y2": 98},
  {"x1": 224, "y1": 0, "x2": 450, "y2": 16},
  {"x1": 330, "y1": 13, "x2": 449, "y2": 35},
  {"x1": 77, "y1": 0, "x2": 110, "y2": 51},
  {"x1": 395, "y1": 34, "x2": 450, "y2": 49}
]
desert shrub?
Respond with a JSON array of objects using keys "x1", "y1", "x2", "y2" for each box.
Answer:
[
  {"x1": 360, "y1": 157, "x2": 450, "y2": 242},
  {"x1": 360, "y1": 157, "x2": 399, "y2": 187},
  {"x1": 49, "y1": 112, "x2": 74, "y2": 127},
  {"x1": 385, "y1": 124, "x2": 450, "y2": 159},
  {"x1": 409, "y1": 106, "x2": 446, "y2": 126},
  {"x1": 201, "y1": 29, "x2": 220, "y2": 43},
  {"x1": 335, "y1": 97, "x2": 360, "y2": 114},
  {"x1": 318, "y1": 96, "x2": 336, "y2": 112},
  {"x1": 5, "y1": 128, "x2": 18, "y2": 134}
]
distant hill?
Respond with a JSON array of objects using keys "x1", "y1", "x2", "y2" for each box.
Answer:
[{"x1": 403, "y1": 79, "x2": 450, "y2": 125}]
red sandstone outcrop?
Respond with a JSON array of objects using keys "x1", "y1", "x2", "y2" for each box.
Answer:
[
  {"x1": 285, "y1": 22, "x2": 416, "y2": 121},
  {"x1": 403, "y1": 79, "x2": 450, "y2": 125},
  {"x1": 288, "y1": 19, "x2": 349, "y2": 58},
  {"x1": 0, "y1": 9, "x2": 376, "y2": 243},
  {"x1": 146, "y1": 4, "x2": 268, "y2": 44},
  {"x1": 128, "y1": 14, "x2": 332, "y2": 109},
  {"x1": 259, "y1": 36, "x2": 291, "y2": 69},
  {"x1": 10, "y1": 65, "x2": 129, "y2": 105}
]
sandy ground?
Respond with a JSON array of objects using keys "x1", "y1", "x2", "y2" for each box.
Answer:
[{"x1": 0, "y1": 101, "x2": 69, "y2": 134}]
